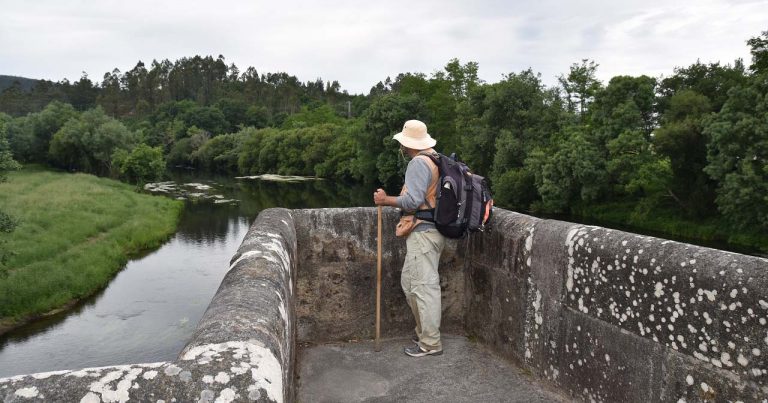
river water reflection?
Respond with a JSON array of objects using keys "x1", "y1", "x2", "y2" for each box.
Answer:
[{"x1": 0, "y1": 173, "x2": 369, "y2": 377}]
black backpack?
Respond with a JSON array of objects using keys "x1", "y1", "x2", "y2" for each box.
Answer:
[{"x1": 415, "y1": 152, "x2": 494, "y2": 239}]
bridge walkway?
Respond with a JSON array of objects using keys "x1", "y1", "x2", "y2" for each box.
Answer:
[{"x1": 297, "y1": 334, "x2": 573, "y2": 403}]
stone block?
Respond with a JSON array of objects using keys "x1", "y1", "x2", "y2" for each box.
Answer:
[
  {"x1": 661, "y1": 348, "x2": 767, "y2": 402},
  {"x1": 552, "y1": 307, "x2": 664, "y2": 402}
]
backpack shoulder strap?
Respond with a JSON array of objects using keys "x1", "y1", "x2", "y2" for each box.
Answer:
[
  {"x1": 413, "y1": 153, "x2": 440, "y2": 210},
  {"x1": 416, "y1": 151, "x2": 440, "y2": 167},
  {"x1": 414, "y1": 153, "x2": 440, "y2": 181}
]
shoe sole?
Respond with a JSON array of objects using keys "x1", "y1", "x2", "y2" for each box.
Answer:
[{"x1": 405, "y1": 349, "x2": 443, "y2": 357}]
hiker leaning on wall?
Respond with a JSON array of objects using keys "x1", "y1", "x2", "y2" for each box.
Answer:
[{"x1": 373, "y1": 119, "x2": 446, "y2": 357}]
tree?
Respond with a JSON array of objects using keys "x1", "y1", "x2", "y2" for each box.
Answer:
[
  {"x1": 166, "y1": 137, "x2": 194, "y2": 168},
  {"x1": 256, "y1": 130, "x2": 280, "y2": 173},
  {"x1": 28, "y1": 79, "x2": 67, "y2": 113},
  {"x1": 314, "y1": 122, "x2": 361, "y2": 180},
  {"x1": 0, "y1": 118, "x2": 20, "y2": 270},
  {"x1": 526, "y1": 127, "x2": 606, "y2": 213},
  {"x1": 559, "y1": 59, "x2": 602, "y2": 117},
  {"x1": 193, "y1": 132, "x2": 241, "y2": 173},
  {"x1": 654, "y1": 90, "x2": 715, "y2": 216},
  {"x1": 112, "y1": 144, "x2": 165, "y2": 185},
  {"x1": 492, "y1": 168, "x2": 537, "y2": 210},
  {"x1": 98, "y1": 69, "x2": 124, "y2": 116},
  {"x1": 181, "y1": 106, "x2": 229, "y2": 135},
  {"x1": 359, "y1": 93, "x2": 427, "y2": 187},
  {"x1": 67, "y1": 73, "x2": 98, "y2": 111},
  {"x1": 388, "y1": 67, "x2": 467, "y2": 154},
  {"x1": 281, "y1": 104, "x2": 342, "y2": 129},
  {"x1": 86, "y1": 119, "x2": 138, "y2": 174},
  {"x1": 167, "y1": 126, "x2": 210, "y2": 168},
  {"x1": 49, "y1": 107, "x2": 137, "y2": 174},
  {"x1": 390, "y1": 73, "x2": 430, "y2": 97},
  {"x1": 244, "y1": 105, "x2": 271, "y2": 128},
  {"x1": 4, "y1": 116, "x2": 34, "y2": 161},
  {"x1": 0, "y1": 81, "x2": 26, "y2": 116},
  {"x1": 236, "y1": 127, "x2": 267, "y2": 174},
  {"x1": 444, "y1": 58, "x2": 480, "y2": 98},
  {"x1": 425, "y1": 76, "x2": 459, "y2": 154},
  {"x1": 216, "y1": 98, "x2": 248, "y2": 132},
  {"x1": 703, "y1": 77, "x2": 768, "y2": 230},
  {"x1": 591, "y1": 75, "x2": 657, "y2": 140},
  {"x1": 606, "y1": 128, "x2": 668, "y2": 199},
  {"x1": 457, "y1": 69, "x2": 564, "y2": 183},
  {"x1": 657, "y1": 61, "x2": 747, "y2": 114},
  {"x1": 147, "y1": 59, "x2": 172, "y2": 109},
  {"x1": 747, "y1": 30, "x2": 768, "y2": 74},
  {"x1": 582, "y1": 75, "x2": 662, "y2": 204},
  {"x1": 0, "y1": 114, "x2": 21, "y2": 184},
  {"x1": 26, "y1": 101, "x2": 78, "y2": 161}
]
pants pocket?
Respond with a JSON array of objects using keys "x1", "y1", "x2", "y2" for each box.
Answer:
[{"x1": 411, "y1": 251, "x2": 440, "y2": 285}]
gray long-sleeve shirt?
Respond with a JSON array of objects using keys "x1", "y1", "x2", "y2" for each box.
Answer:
[{"x1": 396, "y1": 156, "x2": 436, "y2": 231}]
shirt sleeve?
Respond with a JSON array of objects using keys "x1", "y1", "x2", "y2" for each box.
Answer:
[{"x1": 396, "y1": 157, "x2": 433, "y2": 211}]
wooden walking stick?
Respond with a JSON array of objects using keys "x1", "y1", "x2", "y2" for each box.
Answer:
[{"x1": 375, "y1": 205, "x2": 382, "y2": 352}]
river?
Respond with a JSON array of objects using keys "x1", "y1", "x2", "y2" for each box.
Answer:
[
  {"x1": 0, "y1": 173, "x2": 369, "y2": 377},
  {"x1": 0, "y1": 173, "x2": 763, "y2": 377}
]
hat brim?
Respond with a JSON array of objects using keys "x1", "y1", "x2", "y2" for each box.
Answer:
[{"x1": 393, "y1": 132, "x2": 436, "y2": 150}]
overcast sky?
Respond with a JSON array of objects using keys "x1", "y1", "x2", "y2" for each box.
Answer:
[{"x1": 1, "y1": 0, "x2": 766, "y2": 94}]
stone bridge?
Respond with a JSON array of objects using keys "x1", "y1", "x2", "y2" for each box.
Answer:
[{"x1": 1, "y1": 208, "x2": 766, "y2": 402}]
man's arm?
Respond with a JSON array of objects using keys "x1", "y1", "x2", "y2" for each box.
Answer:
[
  {"x1": 372, "y1": 158, "x2": 432, "y2": 209},
  {"x1": 396, "y1": 158, "x2": 432, "y2": 210},
  {"x1": 373, "y1": 189, "x2": 398, "y2": 207}
]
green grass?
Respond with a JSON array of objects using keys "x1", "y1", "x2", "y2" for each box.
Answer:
[
  {"x1": 0, "y1": 165, "x2": 183, "y2": 326},
  {"x1": 570, "y1": 201, "x2": 768, "y2": 255}
]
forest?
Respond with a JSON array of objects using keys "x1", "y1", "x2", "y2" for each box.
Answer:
[{"x1": 1, "y1": 30, "x2": 767, "y2": 251}]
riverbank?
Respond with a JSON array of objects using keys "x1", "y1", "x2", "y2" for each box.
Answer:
[
  {"x1": 0, "y1": 165, "x2": 183, "y2": 334},
  {"x1": 570, "y1": 201, "x2": 768, "y2": 255},
  {"x1": 0, "y1": 170, "x2": 363, "y2": 377}
]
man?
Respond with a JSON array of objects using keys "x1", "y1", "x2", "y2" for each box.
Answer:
[{"x1": 373, "y1": 119, "x2": 445, "y2": 357}]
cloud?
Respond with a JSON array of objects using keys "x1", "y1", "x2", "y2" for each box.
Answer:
[{"x1": 0, "y1": 0, "x2": 765, "y2": 94}]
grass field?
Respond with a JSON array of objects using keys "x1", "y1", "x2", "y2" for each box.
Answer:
[{"x1": 0, "y1": 165, "x2": 183, "y2": 329}]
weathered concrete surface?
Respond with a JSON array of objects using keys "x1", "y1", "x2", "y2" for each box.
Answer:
[
  {"x1": 555, "y1": 307, "x2": 665, "y2": 402},
  {"x1": 465, "y1": 209, "x2": 768, "y2": 402},
  {"x1": 0, "y1": 208, "x2": 297, "y2": 403},
  {"x1": 0, "y1": 344, "x2": 279, "y2": 403},
  {"x1": 293, "y1": 208, "x2": 465, "y2": 342},
  {"x1": 561, "y1": 225, "x2": 768, "y2": 401},
  {"x1": 296, "y1": 334, "x2": 572, "y2": 403},
  {"x1": 464, "y1": 211, "x2": 539, "y2": 365}
]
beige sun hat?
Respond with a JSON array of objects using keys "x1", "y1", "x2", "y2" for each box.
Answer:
[{"x1": 392, "y1": 119, "x2": 436, "y2": 150}]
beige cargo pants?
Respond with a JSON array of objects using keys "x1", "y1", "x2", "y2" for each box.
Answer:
[{"x1": 401, "y1": 229, "x2": 446, "y2": 351}]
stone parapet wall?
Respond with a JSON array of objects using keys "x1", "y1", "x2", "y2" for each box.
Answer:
[
  {"x1": 292, "y1": 207, "x2": 465, "y2": 342},
  {"x1": 467, "y1": 209, "x2": 768, "y2": 402},
  {"x1": 0, "y1": 208, "x2": 297, "y2": 403}
]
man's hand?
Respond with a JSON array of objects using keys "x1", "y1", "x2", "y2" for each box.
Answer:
[{"x1": 373, "y1": 188, "x2": 397, "y2": 206}]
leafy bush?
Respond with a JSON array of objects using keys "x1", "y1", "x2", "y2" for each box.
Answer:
[
  {"x1": 194, "y1": 132, "x2": 242, "y2": 173},
  {"x1": 49, "y1": 107, "x2": 137, "y2": 175},
  {"x1": 113, "y1": 144, "x2": 165, "y2": 185}
]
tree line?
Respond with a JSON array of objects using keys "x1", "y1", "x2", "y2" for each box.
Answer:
[{"x1": 1, "y1": 31, "x2": 766, "y2": 247}]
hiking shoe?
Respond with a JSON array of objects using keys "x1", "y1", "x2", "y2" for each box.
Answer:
[{"x1": 404, "y1": 344, "x2": 443, "y2": 357}]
